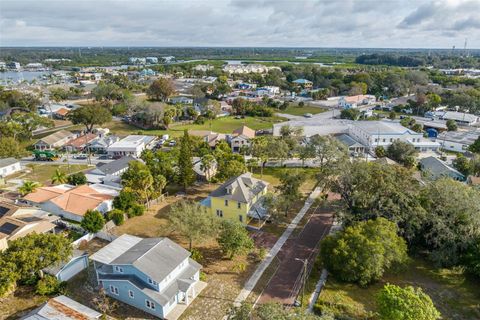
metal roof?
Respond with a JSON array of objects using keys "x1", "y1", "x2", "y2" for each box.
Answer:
[
  {"x1": 21, "y1": 295, "x2": 101, "y2": 320},
  {"x1": 0, "y1": 157, "x2": 19, "y2": 168}
]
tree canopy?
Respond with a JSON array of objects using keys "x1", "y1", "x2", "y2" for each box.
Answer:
[
  {"x1": 67, "y1": 105, "x2": 112, "y2": 132},
  {"x1": 217, "y1": 220, "x2": 254, "y2": 259},
  {"x1": 81, "y1": 210, "x2": 106, "y2": 233}
]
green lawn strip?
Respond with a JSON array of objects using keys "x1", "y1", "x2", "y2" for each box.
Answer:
[
  {"x1": 23, "y1": 163, "x2": 92, "y2": 185},
  {"x1": 315, "y1": 258, "x2": 480, "y2": 319},
  {"x1": 281, "y1": 105, "x2": 327, "y2": 116}
]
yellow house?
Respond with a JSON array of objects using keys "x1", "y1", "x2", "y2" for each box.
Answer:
[{"x1": 201, "y1": 173, "x2": 269, "y2": 224}]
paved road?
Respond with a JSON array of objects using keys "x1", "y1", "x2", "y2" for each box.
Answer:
[
  {"x1": 257, "y1": 206, "x2": 333, "y2": 305},
  {"x1": 20, "y1": 155, "x2": 113, "y2": 166},
  {"x1": 233, "y1": 187, "x2": 322, "y2": 306}
]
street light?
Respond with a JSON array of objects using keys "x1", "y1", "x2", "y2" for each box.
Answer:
[{"x1": 294, "y1": 258, "x2": 308, "y2": 307}]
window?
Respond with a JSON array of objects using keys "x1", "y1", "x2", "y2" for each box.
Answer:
[
  {"x1": 216, "y1": 210, "x2": 223, "y2": 217},
  {"x1": 146, "y1": 300, "x2": 156, "y2": 310},
  {"x1": 237, "y1": 202, "x2": 241, "y2": 209},
  {"x1": 224, "y1": 199, "x2": 229, "y2": 206},
  {"x1": 239, "y1": 215, "x2": 243, "y2": 222},
  {"x1": 148, "y1": 278, "x2": 157, "y2": 286},
  {"x1": 128, "y1": 290, "x2": 134, "y2": 298},
  {"x1": 109, "y1": 285, "x2": 119, "y2": 295},
  {"x1": 115, "y1": 266, "x2": 123, "y2": 273},
  {"x1": 375, "y1": 138, "x2": 378, "y2": 142},
  {"x1": 382, "y1": 139, "x2": 386, "y2": 142},
  {"x1": 390, "y1": 138, "x2": 393, "y2": 142}
]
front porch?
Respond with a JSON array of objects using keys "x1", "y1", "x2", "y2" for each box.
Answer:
[{"x1": 165, "y1": 281, "x2": 207, "y2": 320}]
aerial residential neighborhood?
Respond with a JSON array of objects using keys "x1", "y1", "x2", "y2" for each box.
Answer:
[{"x1": 1, "y1": 1, "x2": 480, "y2": 320}]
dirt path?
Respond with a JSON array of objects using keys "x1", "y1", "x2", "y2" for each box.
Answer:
[{"x1": 257, "y1": 206, "x2": 333, "y2": 305}]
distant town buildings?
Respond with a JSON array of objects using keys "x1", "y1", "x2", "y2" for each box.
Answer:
[
  {"x1": 222, "y1": 64, "x2": 280, "y2": 74},
  {"x1": 338, "y1": 95, "x2": 376, "y2": 109}
]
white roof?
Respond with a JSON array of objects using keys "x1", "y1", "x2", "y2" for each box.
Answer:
[
  {"x1": 351, "y1": 121, "x2": 418, "y2": 135},
  {"x1": 90, "y1": 234, "x2": 142, "y2": 264},
  {"x1": 442, "y1": 111, "x2": 479, "y2": 123},
  {"x1": 107, "y1": 135, "x2": 155, "y2": 151}
]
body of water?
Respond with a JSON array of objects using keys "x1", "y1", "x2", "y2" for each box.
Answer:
[{"x1": 0, "y1": 71, "x2": 52, "y2": 83}]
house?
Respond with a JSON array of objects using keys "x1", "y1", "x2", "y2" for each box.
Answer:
[
  {"x1": 440, "y1": 111, "x2": 479, "y2": 126},
  {"x1": 107, "y1": 135, "x2": 157, "y2": 158},
  {"x1": 0, "y1": 201, "x2": 58, "y2": 251},
  {"x1": 23, "y1": 184, "x2": 119, "y2": 222},
  {"x1": 292, "y1": 79, "x2": 313, "y2": 89},
  {"x1": 188, "y1": 130, "x2": 226, "y2": 148},
  {"x1": 0, "y1": 158, "x2": 22, "y2": 178},
  {"x1": 230, "y1": 126, "x2": 256, "y2": 152},
  {"x1": 90, "y1": 234, "x2": 205, "y2": 319},
  {"x1": 419, "y1": 156, "x2": 465, "y2": 181},
  {"x1": 335, "y1": 134, "x2": 366, "y2": 154},
  {"x1": 169, "y1": 96, "x2": 194, "y2": 105},
  {"x1": 348, "y1": 121, "x2": 440, "y2": 152},
  {"x1": 33, "y1": 130, "x2": 77, "y2": 150},
  {"x1": 437, "y1": 130, "x2": 480, "y2": 153},
  {"x1": 54, "y1": 107, "x2": 70, "y2": 119},
  {"x1": 339, "y1": 95, "x2": 376, "y2": 109},
  {"x1": 85, "y1": 156, "x2": 137, "y2": 186},
  {"x1": 21, "y1": 295, "x2": 102, "y2": 320},
  {"x1": 87, "y1": 135, "x2": 120, "y2": 154},
  {"x1": 64, "y1": 133, "x2": 98, "y2": 152},
  {"x1": 43, "y1": 250, "x2": 89, "y2": 282},
  {"x1": 192, "y1": 157, "x2": 217, "y2": 181},
  {"x1": 146, "y1": 57, "x2": 159, "y2": 64},
  {"x1": 467, "y1": 176, "x2": 480, "y2": 189},
  {"x1": 201, "y1": 172, "x2": 269, "y2": 224}
]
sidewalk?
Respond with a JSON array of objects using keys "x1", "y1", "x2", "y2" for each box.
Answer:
[{"x1": 233, "y1": 187, "x2": 322, "y2": 306}]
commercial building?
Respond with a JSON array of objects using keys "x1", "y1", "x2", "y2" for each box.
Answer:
[
  {"x1": 90, "y1": 234, "x2": 205, "y2": 319},
  {"x1": 437, "y1": 130, "x2": 480, "y2": 153},
  {"x1": 338, "y1": 95, "x2": 376, "y2": 109},
  {"x1": 440, "y1": 111, "x2": 479, "y2": 126},
  {"x1": 107, "y1": 135, "x2": 157, "y2": 158}
]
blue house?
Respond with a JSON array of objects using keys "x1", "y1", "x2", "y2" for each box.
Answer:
[{"x1": 90, "y1": 234, "x2": 204, "y2": 319}]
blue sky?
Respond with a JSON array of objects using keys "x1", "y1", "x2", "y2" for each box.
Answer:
[{"x1": 1, "y1": 0, "x2": 479, "y2": 48}]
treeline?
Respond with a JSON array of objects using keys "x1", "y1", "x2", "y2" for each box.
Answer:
[{"x1": 356, "y1": 54, "x2": 425, "y2": 67}]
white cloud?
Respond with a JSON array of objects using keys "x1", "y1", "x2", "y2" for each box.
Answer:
[{"x1": 0, "y1": 0, "x2": 478, "y2": 47}]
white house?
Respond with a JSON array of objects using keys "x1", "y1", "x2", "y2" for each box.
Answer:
[
  {"x1": 107, "y1": 135, "x2": 157, "y2": 158},
  {"x1": 0, "y1": 158, "x2": 22, "y2": 178},
  {"x1": 348, "y1": 121, "x2": 440, "y2": 152},
  {"x1": 437, "y1": 130, "x2": 480, "y2": 153},
  {"x1": 230, "y1": 126, "x2": 256, "y2": 153}
]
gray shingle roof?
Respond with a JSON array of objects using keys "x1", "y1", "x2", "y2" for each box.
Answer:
[
  {"x1": 95, "y1": 156, "x2": 136, "y2": 175},
  {"x1": 209, "y1": 173, "x2": 268, "y2": 203},
  {"x1": 336, "y1": 134, "x2": 364, "y2": 147},
  {"x1": 420, "y1": 156, "x2": 465, "y2": 179}
]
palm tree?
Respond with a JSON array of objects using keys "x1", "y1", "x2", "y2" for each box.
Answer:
[
  {"x1": 18, "y1": 180, "x2": 40, "y2": 196},
  {"x1": 51, "y1": 169, "x2": 68, "y2": 185},
  {"x1": 200, "y1": 154, "x2": 215, "y2": 182}
]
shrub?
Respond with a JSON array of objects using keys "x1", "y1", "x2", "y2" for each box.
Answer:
[
  {"x1": 81, "y1": 210, "x2": 105, "y2": 233},
  {"x1": 107, "y1": 209, "x2": 125, "y2": 226},
  {"x1": 67, "y1": 172, "x2": 87, "y2": 185},
  {"x1": 190, "y1": 248, "x2": 203, "y2": 262},
  {"x1": 36, "y1": 275, "x2": 64, "y2": 295},
  {"x1": 127, "y1": 203, "x2": 145, "y2": 218}
]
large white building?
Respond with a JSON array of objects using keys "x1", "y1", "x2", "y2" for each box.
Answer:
[
  {"x1": 106, "y1": 135, "x2": 157, "y2": 158},
  {"x1": 437, "y1": 130, "x2": 480, "y2": 153},
  {"x1": 348, "y1": 121, "x2": 440, "y2": 152}
]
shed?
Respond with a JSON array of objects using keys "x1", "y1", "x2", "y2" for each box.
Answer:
[{"x1": 43, "y1": 249, "x2": 89, "y2": 282}]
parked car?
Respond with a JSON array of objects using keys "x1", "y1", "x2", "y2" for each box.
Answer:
[
  {"x1": 168, "y1": 140, "x2": 176, "y2": 147},
  {"x1": 73, "y1": 154, "x2": 88, "y2": 160},
  {"x1": 303, "y1": 113, "x2": 313, "y2": 118}
]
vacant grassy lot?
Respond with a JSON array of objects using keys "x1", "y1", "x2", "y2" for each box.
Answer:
[
  {"x1": 0, "y1": 286, "x2": 49, "y2": 319},
  {"x1": 9, "y1": 163, "x2": 92, "y2": 185},
  {"x1": 103, "y1": 116, "x2": 286, "y2": 138},
  {"x1": 281, "y1": 105, "x2": 326, "y2": 116},
  {"x1": 315, "y1": 258, "x2": 480, "y2": 320}
]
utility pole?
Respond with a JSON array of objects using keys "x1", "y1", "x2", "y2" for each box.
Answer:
[{"x1": 295, "y1": 258, "x2": 308, "y2": 307}]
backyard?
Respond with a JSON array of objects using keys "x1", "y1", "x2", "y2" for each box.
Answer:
[
  {"x1": 315, "y1": 258, "x2": 480, "y2": 320},
  {"x1": 6, "y1": 163, "x2": 92, "y2": 186}
]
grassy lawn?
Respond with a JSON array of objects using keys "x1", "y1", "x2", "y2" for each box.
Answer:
[
  {"x1": 315, "y1": 258, "x2": 480, "y2": 320},
  {"x1": 18, "y1": 163, "x2": 92, "y2": 185},
  {"x1": 281, "y1": 105, "x2": 326, "y2": 116},
  {"x1": 102, "y1": 116, "x2": 286, "y2": 138},
  {"x1": 0, "y1": 286, "x2": 49, "y2": 319}
]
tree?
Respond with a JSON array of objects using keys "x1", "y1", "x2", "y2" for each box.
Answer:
[
  {"x1": 375, "y1": 146, "x2": 386, "y2": 158},
  {"x1": 81, "y1": 210, "x2": 105, "y2": 233},
  {"x1": 388, "y1": 111, "x2": 396, "y2": 120},
  {"x1": 122, "y1": 161, "x2": 156, "y2": 204},
  {"x1": 309, "y1": 135, "x2": 348, "y2": 188},
  {"x1": 340, "y1": 108, "x2": 360, "y2": 120},
  {"x1": 0, "y1": 260, "x2": 18, "y2": 296},
  {"x1": 452, "y1": 154, "x2": 472, "y2": 176},
  {"x1": 168, "y1": 200, "x2": 218, "y2": 250},
  {"x1": 18, "y1": 180, "x2": 40, "y2": 196},
  {"x1": 2, "y1": 233, "x2": 72, "y2": 282},
  {"x1": 333, "y1": 161, "x2": 425, "y2": 242},
  {"x1": 377, "y1": 284, "x2": 441, "y2": 320},
  {"x1": 320, "y1": 218, "x2": 408, "y2": 286},
  {"x1": 107, "y1": 209, "x2": 125, "y2": 226},
  {"x1": 177, "y1": 130, "x2": 196, "y2": 191},
  {"x1": 386, "y1": 140, "x2": 417, "y2": 166},
  {"x1": 51, "y1": 169, "x2": 68, "y2": 185},
  {"x1": 420, "y1": 178, "x2": 480, "y2": 266},
  {"x1": 469, "y1": 136, "x2": 480, "y2": 153},
  {"x1": 446, "y1": 119, "x2": 458, "y2": 131},
  {"x1": 217, "y1": 220, "x2": 254, "y2": 259},
  {"x1": 163, "y1": 107, "x2": 177, "y2": 129},
  {"x1": 200, "y1": 154, "x2": 216, "y2": 181},
  {"x1": 36, "y1": 274, "x2": 63, "y2": 295},
  {"x1": 147, "y1": 78, "x2": 176, "y2": 101},
  {"x1": 462, "y1": 238, "x2": 480, "y2": 277},
  {"x1": 10, "y1": 112, "x2": 54, "y2": 140},
  {"x1": 68, "y1": 105, "x2": 112, "y2": 133},
  {"x1": 275, "y1": 170, "x2": 304, "y2": 216},
  {"x1": 113, "y1": 190, "x2": 137, "y2": 211},
  {"x1": 0, "y1": 137, "x2": 22, "y2": 158},
  {"x1": 67, "y1": 172, "x2": 87, "y2": 185}
]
